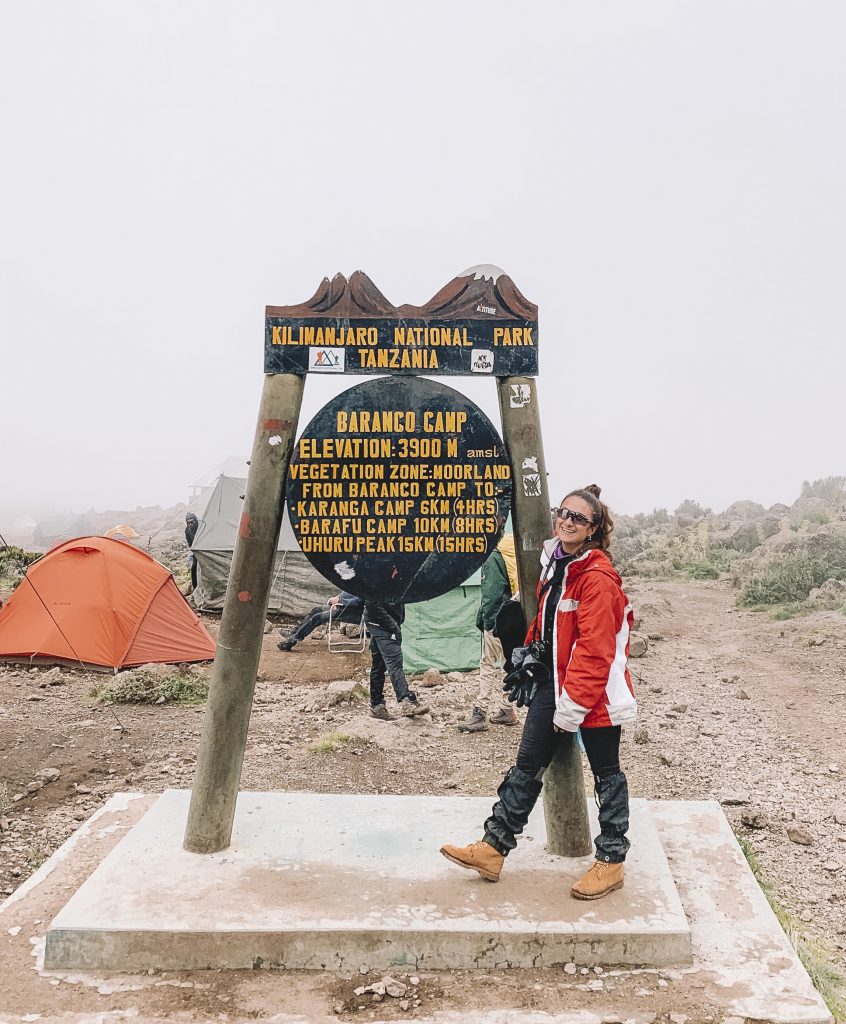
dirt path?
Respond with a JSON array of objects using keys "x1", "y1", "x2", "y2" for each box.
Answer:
[{"x1": 1, "y1": 578, "x2": 845, "y2": 1020}]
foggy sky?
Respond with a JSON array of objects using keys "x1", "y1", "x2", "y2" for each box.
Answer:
[{"x1": 2, "y1": 1, "x2": 844, "y2": 526}]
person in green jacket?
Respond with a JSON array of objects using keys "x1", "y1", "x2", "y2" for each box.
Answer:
[{"x1": 458, "y1": 543, "x2": 517, "y2": 733}]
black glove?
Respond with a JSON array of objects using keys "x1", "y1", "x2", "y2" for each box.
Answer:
[{"x1": 502, "y1": 643, "x2": 550, "y2": 708}]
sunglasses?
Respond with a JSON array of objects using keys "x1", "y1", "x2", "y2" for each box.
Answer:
[{"x1": 551, "y1": 507, "x2": 593, "y2": 527}]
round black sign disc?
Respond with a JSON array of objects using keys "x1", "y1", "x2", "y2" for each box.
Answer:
[{"x1": 286, "y1": 377, "x2": 512, "y2": 603}]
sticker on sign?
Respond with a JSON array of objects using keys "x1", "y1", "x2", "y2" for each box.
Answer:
[
  {"x1": 308, "y1": 348, "x2": 345, "y2": 372},
  {"x1": 470, "y1": 349, "x2": 494, "y2": 373}
]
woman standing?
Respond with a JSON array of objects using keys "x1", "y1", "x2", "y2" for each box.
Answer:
[{"x1": 440, "y1": 485, "x2": 636, "y2": 900}]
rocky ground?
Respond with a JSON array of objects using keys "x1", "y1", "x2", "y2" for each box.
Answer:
[{"x1": 1, "y1": 577, "x2": 845, "y2": 1021}]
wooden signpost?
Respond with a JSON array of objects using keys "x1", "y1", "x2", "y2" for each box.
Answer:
[{"x1": 184, "y1": 265, "x2": 589, "y2": 858}]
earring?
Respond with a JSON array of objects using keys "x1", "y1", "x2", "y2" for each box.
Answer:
[{"x1": 587, "y1": 535, "x2": 593, "y2": 541}]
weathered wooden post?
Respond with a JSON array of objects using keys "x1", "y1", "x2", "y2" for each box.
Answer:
[
  {"x1": 184, "y1": 373, "x2": 304, "y2": 854},
  {"x1": 497, "y1": 377, "x2": 591, "y2": 858}
]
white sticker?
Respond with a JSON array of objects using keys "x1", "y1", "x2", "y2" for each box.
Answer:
[
  {"x1": 522, "y1": 473, "x2": 541, "y2": 497},
  {"x1": 334, "y1": 560, "x2": 356, "y2": 580},
  {"x1": 308, "y1": 347, "x2": 345, "y2": 372},
  {"x1": 509, "y1": 384, "x2": 531, "y2": 408},
  {"x1": 268, "y1": 435, "x2": 283, "y2": 446},
  {"x1": 470, "y1": 349, "x2": 494, "y2": 373},
  {"x1": 521, "y1": 456, "x2": 539, "y2": 473}
]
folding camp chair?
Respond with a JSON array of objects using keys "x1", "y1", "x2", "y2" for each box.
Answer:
[{"x1": 327, "y1": 602, "x2": 368, "y2": 653}]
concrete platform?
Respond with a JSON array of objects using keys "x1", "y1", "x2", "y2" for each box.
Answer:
[{"x1": 44, "y1": 790, "x2": 690, "y2": 971}]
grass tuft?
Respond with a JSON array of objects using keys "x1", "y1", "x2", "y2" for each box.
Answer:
[
  {"x1": 90, "y1": 668, "x2": 208, "y2": 706},
  {"x1": 738, "y1": 835, "x2": 846, "y2": 1018},
  {"x1": 308, "y1": 732, "x2": 353, "y2": 754}
]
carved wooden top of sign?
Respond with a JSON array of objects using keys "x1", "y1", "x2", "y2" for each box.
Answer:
[{"x1": 265, "y1": 265, "x2": 538, "y2": 377}]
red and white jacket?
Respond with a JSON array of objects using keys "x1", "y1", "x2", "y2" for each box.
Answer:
[{"x1": 531, "y1": 541, "x2": 637, "y2": 733}]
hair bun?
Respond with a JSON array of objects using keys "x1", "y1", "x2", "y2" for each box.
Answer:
[{"x1": 584, "y1": 484, "x2": 602, "y2": 498}]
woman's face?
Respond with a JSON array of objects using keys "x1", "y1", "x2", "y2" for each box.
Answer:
[{"x1": 553, "y1": 495, "x2": 596, "y2": 554}]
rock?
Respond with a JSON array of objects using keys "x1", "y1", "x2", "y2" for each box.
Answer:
[
  {"x1": 399, "y1": 999, "x2": 410, "y2": 1011},
  {"x1": 834, "y1": 811, "x2": 846, "y2": 826},
  {"x1": 669, "y1": 1015, "x2": 689, "y2": 1024},
  {"x1": 823, "y1": 861, "x2": 841, "y2": 872},
  {"x1": 633, "y1": 727, "x2": 650, "y2": 745},
  {"x1": 324, "y1": 680, "x2": 367, "y2": 706},
  {"x1": 263, "y1": 619, "x2": 274, "y2": 634},
  {"x1": 383, "y1": 976, "x2": 406, "y2": 998},
  {"x1": 736, "y1": 689, "x2": 750, "y2": 700},
  {"x1": 787, "y1": 827, "x2": 814, "y2": 846},
  {"x1": 25, "y1": 781, "x2": 44, "y2": 793},
  {"x1": 647, "y1": 632, "x2": 665, "y2": 641},
  {"x1": 629, "y1": 635, "x2": 649, "y2": 658},
  {"x1": 419, "y1": 668, "x2": 446, "y2": 688},
  {"x1": 741, "y1": 810, "x2": 769, "y2": 829},
  {"x1": 36, "y1": 768, "x2": 60, "y2": 783},
  {"x1": 563, "y1": 962, "x2": 577, "y2": 975},
  {"x1": 720, "y1": 793, "x2": 751, "y2": 806},
  {"x1": 671, "y1": 703, "x2": 688, "y2": 714},
  {"x1": 586, "y1": 979, "x2": 603, "y2": 991},
  {"x1": 659, "y1": 753, "x2": 679, "y2": 767},
  {"x1": 409, "y1": 976, "x2": 419, "y2": 985},
  {"x1": 447, "y1": 672, "x2": 464, "y2": 683}
]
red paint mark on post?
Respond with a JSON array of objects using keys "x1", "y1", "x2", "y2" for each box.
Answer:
[
  {"x1": 238, "y1": 514, "x2": 251, "y2": 539},
  {"x1": 263, "y1": 419, "x2": 293, "y2": 431},
  {"x1": 237, "y1": 591, "x2": 251, "y2": 602}
]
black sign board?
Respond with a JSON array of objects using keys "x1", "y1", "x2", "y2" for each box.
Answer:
[
  {"x1": 265, "y1": 265, "x2": 538, "y2": 378},
  {"x1": 286, "y1": 377, "x2": 512, "y2": 603}
]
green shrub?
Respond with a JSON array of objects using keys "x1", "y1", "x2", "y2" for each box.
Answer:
[
  {"x1": 739, "y1": 554, "x2": 845, "y2": 607},
  {"x1": 686, "y1": 561, "x2": 720, "y2": 580},
  {"x1": 309, "y1": 732, "x2": 352, "y2": 754},
  {"x1": 800, "y1": 476, "x2": 846, "y2": 506},
  {"x1": 0, "y1": 546, "x2": 40, "y2": 590},
  {"x1": 90, "y1": 668, "x2": 208, "y2": 705}
]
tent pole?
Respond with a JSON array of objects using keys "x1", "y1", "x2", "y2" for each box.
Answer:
[
  {"x1": 184, "y1": 373, "x2": 304, "y2": 854},
  {"x1": 496, "y1": 377, "x2": 591, "y2": 858}
]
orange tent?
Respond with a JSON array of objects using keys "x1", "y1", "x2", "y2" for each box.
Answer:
[{"x1": 0, "y1": 537, "x2": 216, "y2": 670}]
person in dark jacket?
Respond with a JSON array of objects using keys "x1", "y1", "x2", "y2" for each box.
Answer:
[
  {"x1": 458, "y1": 542, "x2": 516, "y2": 733},
  {"x1": 184, "y1": 513, "x2": 199, "y2": 591},
  {"x1": 278, "y1": 591, "x2": 364, "y2": 651},
  {"x1": 365, "y1": 599, "x2": 430, "y2": 720}
]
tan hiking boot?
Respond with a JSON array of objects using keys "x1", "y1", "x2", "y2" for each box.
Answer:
[
  {"x1": 439, "y1": 840, "x2": 504, "y2": 882},
  {"x1": 570, "y1": 860, "x2": 624, "y2": 900},
  {"x1": 457, "y1": 706, "x2": 488, "y2": 733},
  {"x1": 489, "y1": 706, "x2": 517, "y2": 726},
  {"x1": 399, "y1": 696, "x2": 430, "y2": 717}
]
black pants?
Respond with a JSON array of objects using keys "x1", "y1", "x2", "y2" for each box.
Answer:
[
  {"x1": 368, "y1": 624, "x2": 412, "y2": 706},
  {"x1": 288, "y1": 604, "x2": 360, "y2": 643},
  {"x1": 189, "y1": 554, "x2": 198, "y2": 590},
  {"x1": 483, "y1": 680, "x2": 631, "y2": 863}
]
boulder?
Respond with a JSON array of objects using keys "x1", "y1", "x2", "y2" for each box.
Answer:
[
  {"x1": 629, "y1": 635, "x2": 648, "y2": 658},
  {"x1": 787, "y1": 826, "x2": 814, "y2": 846},
  {"x1": 419, "y1": 668, "x2": 446, "y2": 688},
  {"x1": 324, "y1": 680, "x2": 367, "y2": 706}
]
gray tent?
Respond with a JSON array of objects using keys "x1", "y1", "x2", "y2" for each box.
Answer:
[
  {"x1": 192, "y1": 475, "x2": 335, "y2": 617},
  {"x1": 191, "y1": 475, "x2": 484, "y2": 672}
]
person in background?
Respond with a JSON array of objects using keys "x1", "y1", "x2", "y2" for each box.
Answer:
[
  {"x1": 366, "y1": 598, "x2": 430, "y2": 720},
  {"x1": 440, "y1": 485, "x2": 637, "y2": 901},
  {"x1": 278, "y1": 591, "x2": 364, "y2": 651},
  {"x1": 184, "y1": 512, "x2": 199, "y2": 592},
  {"x1": 458, "y1": 534, "x2": 519, "y2": 733}
]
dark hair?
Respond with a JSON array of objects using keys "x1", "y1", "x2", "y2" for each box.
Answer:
[{"x1": 562, "y1": 484, "x2": 614, "y2": 555}]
